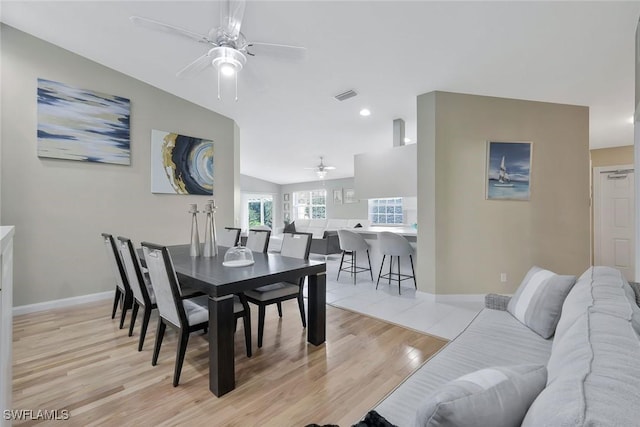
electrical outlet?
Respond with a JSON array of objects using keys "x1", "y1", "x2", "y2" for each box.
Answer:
[{"x1": 500, "y1": 273, "x2": 507, "y2": 283}]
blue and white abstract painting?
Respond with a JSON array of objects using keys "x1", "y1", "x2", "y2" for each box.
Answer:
[
  {"x1": 37, "y1": 78, "x2": 131, "y2": 165},
  {"x1": 486, "y1": 141, "x2": 532, "y2": 200}
]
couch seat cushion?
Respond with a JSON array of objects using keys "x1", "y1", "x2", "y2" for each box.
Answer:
[{"x1": 375, "y1": 309, "x2": 552, "y2": 427}]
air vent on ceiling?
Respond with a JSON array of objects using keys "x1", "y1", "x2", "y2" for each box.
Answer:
[{"x1": 334, "y1": 89, "x2": 358, "y2": 101}]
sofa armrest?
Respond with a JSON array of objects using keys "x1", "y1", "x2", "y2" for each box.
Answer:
[{"x1": 485, "y1": 293, "x2": 511, "y2": 311}]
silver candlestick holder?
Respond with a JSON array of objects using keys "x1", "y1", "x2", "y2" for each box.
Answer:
[
  {"x1": 203, "y1": 199, "x2": 218, "y2": 257},
  {"x1": 189, "y1": 204, "x2": 201, "y2": 257}
]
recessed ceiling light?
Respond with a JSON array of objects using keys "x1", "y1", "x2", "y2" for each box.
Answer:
[
  {"x1": 359, "y1": 108, "x2": 371, "y2": 117},
  {"x1": 404, "y1": 137, "x2": 411, "y2": 143}
]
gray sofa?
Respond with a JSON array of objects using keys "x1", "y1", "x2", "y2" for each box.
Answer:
[{"x1": 373, "y1": 266, "x2": 640, "y2": 426}]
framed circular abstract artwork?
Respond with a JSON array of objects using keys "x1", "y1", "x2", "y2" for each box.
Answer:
[{"x1": 151, "y1": 129, "x2": 213, "y2": 195}]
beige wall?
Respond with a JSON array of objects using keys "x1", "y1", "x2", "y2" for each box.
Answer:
[
  {"x1": 1, "y1": 25, "x2": 239, "y2": 306},
  {"x1": 591, "y1": 145, "x2": 634, "y2": 167},
  {"x1": 417, "y1": 91, "x2": 591, "y2": 295}
]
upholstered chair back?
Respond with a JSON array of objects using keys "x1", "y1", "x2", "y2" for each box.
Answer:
[
  {"x1": 218, "y1": 227, "x2": 241, "y2": 247},
  {"x1": 378, "y1": 232, "x2": 413, "y2": 257},
  {"x1": 280, "y1": 232, "x2": 312, "y2": 260},
  {"x1": 102, "y1": 233, "x2": 128, "y2": 292},
  {"x1": 246, "y1": 229, "x2": 271, "y2": 253},
  {"x1": 117, "y1": 237, "x2": 150, "y2": 305},
  {"x1": 142, "y1": 243, "x2": 184, "y2": 328},
  {"x1": 337, "y1": 229, "x2": 369, "y2": 252}
]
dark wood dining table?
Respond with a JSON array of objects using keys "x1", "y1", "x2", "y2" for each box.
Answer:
[{"x1": 144, "y1": 244, "x2": 327, "y2": 397}]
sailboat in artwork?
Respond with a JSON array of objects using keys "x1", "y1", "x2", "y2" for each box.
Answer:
[{"x1": 494, "y1": 156, "x2": 514, "y2": 187}]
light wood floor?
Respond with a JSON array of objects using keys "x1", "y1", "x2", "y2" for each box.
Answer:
[{"x1": 12, "y1": 299, "x2": 446, "y2": 426}]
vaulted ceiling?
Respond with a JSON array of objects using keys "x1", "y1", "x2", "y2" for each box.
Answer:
[{"x1": 2, "y1": 1, "x2": 639, "y2": 184}]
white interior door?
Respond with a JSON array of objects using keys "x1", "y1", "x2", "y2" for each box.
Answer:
[{"x1": 594, "y1": 165, "x2": 635, "y2": 281}]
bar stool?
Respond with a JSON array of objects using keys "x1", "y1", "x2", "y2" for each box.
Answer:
[
  {"x1": 337, "y1": 229, "x2": 373, "y2": 285},
  {"x1": 376, "y1": 231, "x2": 417, "y2": 295}
]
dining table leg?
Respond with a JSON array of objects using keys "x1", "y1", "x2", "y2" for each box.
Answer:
[
  {"x1": 307, "y1": 271, "x2": 327, "y2": 345},
  {"x1": 208, "y1": 294, "x2": 235, "y2": 397}
]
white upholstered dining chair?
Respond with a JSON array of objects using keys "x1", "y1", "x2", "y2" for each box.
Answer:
[
  {"x1": 243, "y1": 232, "x2": 312, "y2": 348},
  {"x1": 101, "y1": 233, "x2": 132, "y2": 329},
  {"x1": 141, "y1": 241, "x2": 252, "y2": 386}
]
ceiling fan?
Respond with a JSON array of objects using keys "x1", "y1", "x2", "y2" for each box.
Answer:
[
  {"x1": 305, "y1": 157, "x2": 336, "y2": 180},
  {"x1": 130, "y1": 0, "x2": 306, "y2": 100}
]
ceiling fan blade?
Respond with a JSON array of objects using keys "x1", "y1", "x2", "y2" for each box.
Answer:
[
  {"x1": 324, "y1": 166, "x2": 337, "y2": 170},
  {"x1": 176, "y1": 53, "x2": 213, "y2": 79},
  {"x1": 248, "y1": 42, "x2": 307, "y2": 60},
  {"x1": 220, "y1": 0, "x2": 246, "y2": 39},
  {"x1": 130, "y1": 16, "x2": 214, "y2": 45}
]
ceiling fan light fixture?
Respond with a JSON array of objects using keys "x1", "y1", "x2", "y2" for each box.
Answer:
[
  {"x1": 210, "y1": 46, "x2": 246, "y2": 101},
  {"x1": 219, "y1": 63, "x2": 237, "y2": 76},
  {"x1": 211, "y1": 46, "x2": 246, "y2": 73},
  {"x1": 316, "y1": 170, "x2": 328, "y2": 179}
]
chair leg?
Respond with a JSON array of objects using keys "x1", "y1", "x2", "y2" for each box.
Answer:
[
  {"x1": 119, "y1": 293, "x2": 130, "y2": 329},
  {"x1": 112, "y1": 288, "x2": 121, "y2": 319},
  {"x1": 297, "y1": 294, "x2": 307, "y2": 328},
  {"x1": 353, "y1": 251, "x2": 357, "y2": 285},
  {"x1": 376, "y1": 255, "x2": 386, "y2": 289},
  {"x1": 152, "y1": 318, "x2": 166, "y2": 366},
  {"x1": 128, "y1": 302, "x2": 139, "y2": 337},
  {"x1": 173, "y1": 330, "x2": 189, "y2": 387},
  {"x1": 410, "y1": 254, "x2": 417, "y2": 289},
  {"x1": 277, "y1": 302, "x2": 283, "y2": 317},
  {"x1": 258, "y1": 305, "x2": 266, "y2": 348},
  {"x1": 337, "y1": 251, "x2": 346, "y2": 280},
  {"x1": 138, "y1": 306, "x2": 152, "y2": 352},
  {"x1": 398, "y1": 256, "x2": 402, "y2": 295},
  {"x1": 367, "y1": 250, "x2": 373, "y2": 281},
  {"x1": 242, "y1": 312, "x2": 252, "y2": 357}
]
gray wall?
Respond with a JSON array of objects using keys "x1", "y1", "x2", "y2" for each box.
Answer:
[
  {"x1": 241, "y1": 174, "x2": 281, "y2": 194},
  {"x1": 1, "y1": 25, "x2": 239, "y2": 306},
  {"x1": 417, "y1": 91, "x2": 591, "y2": 295},
  {"x1": 280, "y1": 178, "x2": 367, "y2": 225},
  {"x1": 354, "y1": 144, "x2": 417, "y2": 199}
]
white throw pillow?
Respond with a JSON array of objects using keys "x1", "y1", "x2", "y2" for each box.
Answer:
[
  {"x1": 507, "y1": 266, "x2": 576, "y2": 339},
  {"x1": 414, "y1": 365, "x2": 547, "y2": 427}
]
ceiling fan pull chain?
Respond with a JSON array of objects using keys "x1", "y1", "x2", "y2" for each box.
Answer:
[
  {"x1": 235, "y1": 72, "x2": 239, "y2": 102},
  {"x1": 217, "y1": 69, "x2": 221, "y2": 100}
]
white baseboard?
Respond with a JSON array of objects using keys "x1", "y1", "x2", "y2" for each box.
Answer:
[{"x1": 13, "y1": 291, "x2": 113, "y2": 316}]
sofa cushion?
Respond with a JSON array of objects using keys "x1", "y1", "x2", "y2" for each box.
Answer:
[
  {"x1": 507, "y1": 266, "x2": 576, "y2": 339},
  {"x1": 375, "y1": 309, "x2": 552, "y2": 427},
  {"x1": 523, "y1": 266, "x2": 640, "y2": 426},
  {"x1": 523, "y1": 311, "x2": 640, "y2": 426},
  {"x1": 414, "y1": 364, "x2": 547, "y2": 427}
]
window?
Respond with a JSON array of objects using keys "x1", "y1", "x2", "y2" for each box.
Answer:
[
  {"x1": 293, "y1": 190, "x2": 326, "y2": 219},
  {"x1": 243, "y1": 194, "x2": 273, "y2": 230},
  {"x1": 369, "y1": 198, "x2": 403, "y2": 225}
]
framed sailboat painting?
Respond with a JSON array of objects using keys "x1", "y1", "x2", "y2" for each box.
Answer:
[{"x1": 486, "y1": 141, "x2": 532, "y2": 200}]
